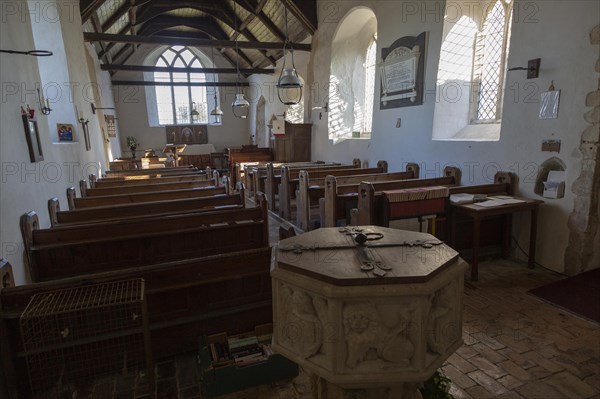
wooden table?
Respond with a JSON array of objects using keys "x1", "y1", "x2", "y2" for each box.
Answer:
[{"x1": 450, "y1": 197, "x2": 543, "y2": 281}]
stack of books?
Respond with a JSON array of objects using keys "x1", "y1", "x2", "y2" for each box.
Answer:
[
  {"x1": 207, "y1": 333, "x2": 275, "y2": 368},
  {"x1": 228, "y1": 335, "x2": 268, "y2": 367}
]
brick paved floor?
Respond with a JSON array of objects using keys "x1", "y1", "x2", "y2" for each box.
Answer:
[
  {"x1": 34, "y1": 206, "x2": 600, "y2": 398},
  {"x1": 40, "y1": 257, "x2": 597, "y2": 399}
]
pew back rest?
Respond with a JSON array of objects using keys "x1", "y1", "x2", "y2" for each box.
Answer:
[
  {"x1": 49, "y1": 194, "x2": 243, "y2": 226},
  {"x1": 69, "y1": 186, "x2": 228, "y2": 209}
]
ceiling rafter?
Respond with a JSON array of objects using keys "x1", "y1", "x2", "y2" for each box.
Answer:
[
  {"x1": 90, "y1": 13, "x2": 112, "y2": 64},
  {"x1": 82, "y1": 0, "x2": 317, "y2": 77},
  {"x1": 81, "y1": 0, "x2": 105, "y2": 23},
  {"x1": 222, "y1": 2, "x2": 276, "y2": 67},
  {"x1": 135, "y1": 6, "x2": 275, "y2": 67},
  {"x1": 101, "y1": 1, "x2": 131, "y2": 32},
  {"x1": 280, "y1": 0, "x2": 317, "y2": 35}
]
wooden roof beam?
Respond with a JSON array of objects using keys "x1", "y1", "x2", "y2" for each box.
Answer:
[
  {"x1": 111, "y1": 81, "x2": 250, "y2": 87},
  {"x1": 83, "y1": 32, "x2": 311, "y2": 51},
  {"x1": 100, "y1": 64, "x2": 275, "y2": 74}
]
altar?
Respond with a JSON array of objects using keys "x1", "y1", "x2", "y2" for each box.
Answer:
[{"x1": 271, "y1": 226, "x2": 468, "y2": 399}]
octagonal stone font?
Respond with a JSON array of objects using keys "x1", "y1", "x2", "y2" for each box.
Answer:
[{"x1": 271, "y1": 226, "x2": 468, "y2": 390}]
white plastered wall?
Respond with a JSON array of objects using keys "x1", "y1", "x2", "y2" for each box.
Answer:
[
  {"x1": 308, "y1": 0, "x2": 600, "y2": 273},
  {"x1": 0, "y1": 0, "x2": 116, "y2": 284}
]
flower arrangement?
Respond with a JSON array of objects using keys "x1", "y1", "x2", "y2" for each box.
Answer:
[{"x1": 126, "y1": 136, "x2": 139, "y2": 150}]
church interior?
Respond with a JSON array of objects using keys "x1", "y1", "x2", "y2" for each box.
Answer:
[{"x1": 0, "y1": 0, "x2": 599, "y2": 398}]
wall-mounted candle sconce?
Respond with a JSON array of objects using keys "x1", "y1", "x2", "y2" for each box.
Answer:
[
  {"x1": 312, "y1": 102, "x2": 329, "y2": 120},
  {"x1": 508, "y1": 58, "x2": 541, "y2": 79},
  {"x1": 91, "y1": 103, "x2": 115, "y2": 114},
  {"x1": 78, "y1": 111, "x2": 91, "y2": 151},
  {"x1": 37, "y1": 88, "x2": 52, "y2": 115}
]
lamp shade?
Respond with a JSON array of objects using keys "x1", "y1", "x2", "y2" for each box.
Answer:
[
  {"x1": 277, "y1": 68, "x2": 303, "y2": 105},
  {"x1": 232, "y1": 93, "x2": 249, "y2": 118},
  {"x1": 232, "y1": 93, "x2": 250, "y2": 108},
  {"x1": 277, "y1": 68, "x2": 304, "y2": 88},
  {"x1": 210, "y1": 106, "x2": 224, "y2": 116}
]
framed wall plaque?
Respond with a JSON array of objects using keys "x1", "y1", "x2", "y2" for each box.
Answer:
[{"x1": 380, "y1": 31, "x2": 428, "y2": 109}]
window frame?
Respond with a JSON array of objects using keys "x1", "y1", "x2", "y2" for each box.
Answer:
[
  {"x1": 362, "y1": 35, "x2": 377, "y2": 136},
  {"x1": 469, "y1": 0, "x2": 513, "y2": 125},
  {"x1": 153, "y1": 46, "x2": 210, "y2": 126}
]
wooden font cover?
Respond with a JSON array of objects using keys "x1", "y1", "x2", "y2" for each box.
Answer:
[{"x1": 275, "y1": 226, "x2": 458, "y2": 286}]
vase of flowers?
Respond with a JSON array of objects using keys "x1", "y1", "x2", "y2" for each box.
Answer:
[{"x1": 126, "y1": 136, "x2": 139, "y2": 159}]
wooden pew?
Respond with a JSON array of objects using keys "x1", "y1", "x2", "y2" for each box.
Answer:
[
  {"x1": 80, "y1": 177, "x2": 219, "y2": 198},
  {"x1": 293, "y1": 164, "x2": 419, "y2": 230},
  {"x1": 293, "y1": 165, "x2": 419, "y2": 231},
  {"x1": 91, "y1": 171, "x2": 211, "y2": 188},
  {"x1": 105, "y1": 165, "x2": 197, "y2": 176},
  {"x1": 66, "y1": 184, "x2": 229, "y2": 210},
  {"x1": 21, "y1": 194, "x2": 269, "y2": 282},
  {"x1": 320, "y1": 167, "x2": 461, "y2": 228},
  {"x1": 263, "y1": 161, "x2": 365, "y2": 213},
  {"x1": 0, "y1": 248, "x2": 273, "y2": 397},
  {"x1": 242, "y1": 160, "x2": 349, "y2": 196},
  {"x1": 227, "y1": 145, "x2": 273, "y2": 187},
  {"x1": 48, "y1": 193, "x2": 245, "y2": 227},
  {"x1": 353, "y1": 171, "x2": 514, "y2": 230}
]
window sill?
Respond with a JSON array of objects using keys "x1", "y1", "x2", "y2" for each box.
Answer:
[{"x1": 432, "y1": 123, "x2": 500, "y2": 142}]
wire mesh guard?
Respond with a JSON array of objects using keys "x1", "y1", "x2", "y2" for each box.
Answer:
[{"x1": 19, "y1": 279, "x2": 151, "y2": 395}]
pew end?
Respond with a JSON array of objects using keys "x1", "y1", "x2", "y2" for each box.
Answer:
[
  {"x1": 19, "y1": 211, "x2": 40, "y2": 282},
  {"x1": 495, "y1": 172, "x2": 514, "y2": 195},
  {"x1": 79, "y1": 180, "x2": 88, "y2": 198},
  {"x1": 406, "y1": 162, "x2": 420, "y2": 178},
  {"x1": 357, "y1": 182, "x2": 376, "y2": 226},
  {"x1": 236, "y1": 182, "x2": 246, "y2": 205},
  {"x1": 47, "y1": 197, "x2": 60, "y2": 227},
  {"x1": 89, "y1": 174, "x2": 97, "y2": 188},
  {"x1": 66, "y1": 187, "x2": 76, "y2": 210},
  {"x1": 0, "y1": 259, "x2": 15, "y2": 289},
  {"x1": 352, "y1": 158, "x2": 361, "y2": 168},
  {"x1": 376, "y1": 160, "x2": 388, "y2": 173},
  {"x1": 222, "y1": 176, "x2": 231, "y2": 195},
  {"x1": 444, "y1": 166, "x2": 461, "y2": 185}
]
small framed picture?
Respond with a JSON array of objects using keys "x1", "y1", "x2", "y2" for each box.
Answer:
[
  {"x1": 57, "y1": 123, "x2": 75, "y2": 142},
  {"x1": 539, "y1": 90, "x2": 561, "y2": 119}
]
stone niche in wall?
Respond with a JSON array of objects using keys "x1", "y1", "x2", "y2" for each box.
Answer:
[{"x1": 534, "y1": 157, "x2": 566, "y2": 197}]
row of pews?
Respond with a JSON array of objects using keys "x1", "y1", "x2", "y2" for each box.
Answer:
[
  {"x1": 0, "y1": 165, "x2": 273, "y2": 397},
  {"x1": 237, "y1": 159, "x2": 514, "y2": 250}
]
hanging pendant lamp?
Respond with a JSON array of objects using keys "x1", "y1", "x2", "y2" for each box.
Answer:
[
  {"x1": 209, "y1": 47, "x2": 223, "y2": 124},
  {"x1": 231, "y1": 2, "x2": 249, "y2": 118},
  {"x1": 277, "y1": 3, "x2": 303, "y2": 106}
]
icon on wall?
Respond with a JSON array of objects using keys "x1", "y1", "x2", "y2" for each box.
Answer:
[
  {"x1": 165, "y1": 125, "x2": 208, "y2": 144},
  {"x1": 57, "y1": 123, "x2": 75, "y2": 142}
]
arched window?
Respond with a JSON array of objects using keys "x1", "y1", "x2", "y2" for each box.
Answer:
[
  {"x1": 154, "y1": 46, "x2": 209, "y2": 125},
  {"x1": 363, "y1": 36, "x2": 377, "y2": 135},
  {"x1": 328, "y1": 7, "x2": 377, "y2": 143},
  {"x1": 432, "y1": 0, "x2": 513, "y2": 141},
  {"x1": 473, "y1": 0, "x2": 512, "y2": 123}
]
